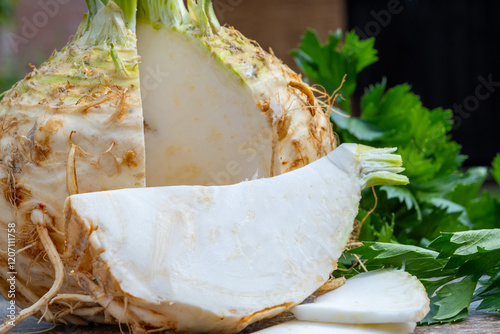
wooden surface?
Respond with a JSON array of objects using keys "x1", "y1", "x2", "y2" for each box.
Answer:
[{"x1": 2, "y1": 298, "x2": 500, "y2": 333}]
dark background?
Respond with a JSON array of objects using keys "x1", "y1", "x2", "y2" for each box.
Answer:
[{"x1": 347, "y1": 0, "x2": 500, "y2": 167}]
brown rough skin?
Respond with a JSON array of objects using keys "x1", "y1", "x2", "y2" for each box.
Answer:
[{"x1": 0, "y1": 20, "x2": 145, "y2": 325}]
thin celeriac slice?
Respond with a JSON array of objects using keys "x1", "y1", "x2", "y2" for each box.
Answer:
[
  {"x1": 65, "y1": 144, "x2": 408, "y2": 333},
  {"x1": 292, "y1": 269, "x2": 430, "y2": 324},
  {"x1": 253, "y1": 321, "x2": 417, "y2": 334}
]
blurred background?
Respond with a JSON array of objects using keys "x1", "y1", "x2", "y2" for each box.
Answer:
[{"x1": 0, "y1": 0, "x2": 498, "y2": 167}]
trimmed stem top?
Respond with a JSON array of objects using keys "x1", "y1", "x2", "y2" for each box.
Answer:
[
  {"x1": 356, "y1": 146, "x2": 410, "y2": 190},
  {"x1": 138, "y1": 0, "x2": 220, "y2": 33},
  {"x1": 86, "y1": 0, "x2": 137, "y2": 31},
  {"x1": 76, "y1": 1, "x2": 136, "y2": 48}
]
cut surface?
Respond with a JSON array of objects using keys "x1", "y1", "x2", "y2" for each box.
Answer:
[
  {"x1": 136, "y1": 1, "x2": 338, "y2": 187},
  {"x1": 138, "y1": 24, "x2": 272, "y2": 186},
  {"x1": 292, "y1": 269, "x2": 430, "y2": 324},
  {"x1": 253, "y1": 321, "x2": 417, "y2": 334}
]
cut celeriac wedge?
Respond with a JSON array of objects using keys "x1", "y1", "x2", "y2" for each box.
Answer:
[
  {"x1": 64, "y1": 144, "x2": 408, "y2": 333},
  {"x1": 253, "y1": 321, "x2": 417, "y2": 334},
  {"x1": 292, "y1": 269, "x2": 430, "y2": 324}
]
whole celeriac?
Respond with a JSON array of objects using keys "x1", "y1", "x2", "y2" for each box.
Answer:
[{"x1": 0, "y1": 0, "x2": 336, "y2": 328}]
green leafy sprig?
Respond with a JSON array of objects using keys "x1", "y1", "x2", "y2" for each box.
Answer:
[
  {"x1": 292, "y1": 28, "x2": 500, "y2": 246},
  {"x1": 291, "y1": 29, "x2": 500, "y2": 324},
  {"x1": 350, "y1": 229, "x2": 500, "y2": 324}
]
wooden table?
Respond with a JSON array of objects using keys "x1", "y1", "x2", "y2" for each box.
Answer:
[{"x1": 2, "y1": 297, "x2": 500, "y2": 334}]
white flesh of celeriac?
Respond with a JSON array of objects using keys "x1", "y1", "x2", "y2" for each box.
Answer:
[
  {"x1": 253, "y1": 321, "x2": 417, "y2": 334},
  {"x1": 138, "y1": 24, "x2": 273, "y2": 186},
  {"x1": 136, "y1": 0, "x2": 339, "y2": 187},
  {"x1": 65, "y1": 144, "x2": 409, "y2": 333},
  {"x1": 292, "y1": 269, "x2": 430, "y2": 324}
]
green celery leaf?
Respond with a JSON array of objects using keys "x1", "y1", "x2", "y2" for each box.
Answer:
[
  {"x1": 474, "y1": 272, "x2": 500, "y2": 312},
  {"x1": 466, "y1": 192, "x2": 500, "y2": 230},
  {"x1": 420, "y1": 276, "x2": 456, "y2": 296},
  {"x1": 421, "y1": 293, "x2": 471, "y2": 325},
  {"x1": 446, "y1": 167, "x2": 488, "y2": 206},
  {"x1": 330, "y1": 110, "x2": 393, "y2": 141},
  {"x1": 350, "y1": 242, "x2": 450, "y2": 279},
  {"x1": 477, "y1": 271, "x2": 500, "y2": 294},
  {"x1": 455, "y1": 249, "x2": 500, "y2": 279},
  {"x1": 432, "y1": 275, "x2": 477, "y2": 322},
  {"x1": 357, "y1": 210, "x2": 395, "y2": 243},
  {"x1": 476, "y1": 291, "x2": 500, "y2": 313},
  {"x1": 427, "y1": 198, "x2": 472, "y2": 228},
  {"x1": 291, "y1": 29, "x2": 345, "y2": 96},
  {"x1": 412, "y1": 174, "x2": 462, "y2": 202},
  {"x1": 0, "y1": 0, "x2": 16, "y2": 25},
  {"x1": 353, "y1": 83, "x2": 464, "y2": 185},
  {"x1": 441, "y1": 230, "x2": 500, "y2": 256},
  {"x1": 403, "y1": 206, "x2": 467, "y2": 245},
  {"x1": 427, "y1": 233, "x2": 455, "y2": 256},
  {"x1": 342, "y1": 31, "x2": 378, "y2": 73},
  {"x1": 380, "y1": 185, "x2": 422, "y2": 220},
  {"x1": 291, "y1": 29, "x2": 377, "y2": 112},
  {"x1": 492, "y1": 154, "x2": 500, "y2": 186},
  {"x1": 360, "y1": 81, "x2": 387, "y2": 116}
]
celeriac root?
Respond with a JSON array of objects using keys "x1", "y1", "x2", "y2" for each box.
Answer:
[
  {"x1": 50, "y1": 294, "x2": 95, "y2": 304},
  {"x1": 309, "y1": 74, "x2": 348, "y2": 119},
  {"x1": 54, "y1": 306, "x2": 105, "y2": 320},
  {"x1": 354, "y1": 254, "x2": 368, "y2": 273},
  {"x1": 59, "y1": 314, "x2": 88, "y2": 326},
  {"x1": 15, "y1": 242, "x2": 37, "y2": 255},
  {"x1": 0, "y1": 210, "x2": 64, "y2": 334},
  {"x1": 67, "y1": 132, "x2": 80, "y2": 196},
  {"x1": 73, "y1": 274, "x2": 145, "y2": 332},
  {"x1": 10, "y1": 279, "x2": 51, "y2": 318},
  {"x1": 145, "y1": 327, "x2": 172, "y2": 333},
  {"x1": 288, "y1": 81, "x2": 316, "y2": 116}
]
